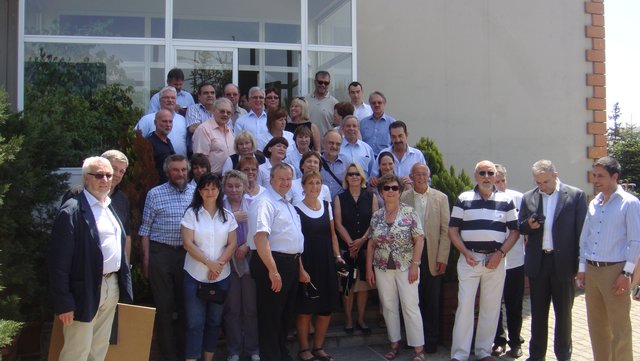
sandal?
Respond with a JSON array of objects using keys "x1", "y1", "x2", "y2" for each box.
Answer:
[
  {"x1": 312, "y1": 347, "x2": 334, "y2": 361},
  {"x1": 384, "y1": 343, "x2": 400, "y2": 360},
  {"x1": 298, "y1": 349, "x2": 317, "y2": 361},
  {"x1": 412, "y1": 351, "x2": 426, "y2": 361}
]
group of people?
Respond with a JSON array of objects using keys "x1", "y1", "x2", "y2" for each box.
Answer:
[{"x1": 47, "y1": 67, "x2": 639, "y2": 361}]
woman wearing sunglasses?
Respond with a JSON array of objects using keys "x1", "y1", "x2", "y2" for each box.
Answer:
[{"x1": 366, "y1": 174, "x2": 426, "y2": 361}]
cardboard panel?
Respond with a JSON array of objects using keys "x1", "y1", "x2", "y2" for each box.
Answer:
[{"x1": 48, "y1": 303, "x2": 155, "y2": 361}]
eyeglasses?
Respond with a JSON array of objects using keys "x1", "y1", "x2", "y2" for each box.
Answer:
[
  {"x1": 316, "y1": 80, "x2": 330, "y2": 86},
  {"x1": 266, "y1": 96, "x2": 279, "y2": 100},
  {"x1": 478, "y1": 171, "x2": 495, "y2": 177},
  {"x1": 88, "y1": 173, "x2": 113, "y2": 180},
  {"x1": 347, "y1": 172, "x2": 360, "y2": 177},
  {"x1": 383, "y1": 185, "x2": 400, "y2": 192}
]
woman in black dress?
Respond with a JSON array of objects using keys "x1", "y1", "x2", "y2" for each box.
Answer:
[
  {"x1": 295, "y1": 171, "x2": 343, "y2": 361},
  {"x1": 334, "y1": 163, "x2": 378, "y2": 334}
]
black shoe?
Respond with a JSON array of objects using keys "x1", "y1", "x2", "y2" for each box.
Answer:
[
  {"x1": 344, "y1": 326, "x2": 354, "y2": 334},
  {"x1": 356, "y1": 323, "x2": 371, "y2": 334},
  {"x1": 507, "y1": 347, "x2": 523, "y2": 358},
  {"x1": 491, "y1": 344, "x2": 506, "y2": 357},
  {"x1": 525, "y1": 358, "x2": 544, "y2": 361},
  {"x1": 424, "y1": 344, "x2": 437, "y2": 354}
]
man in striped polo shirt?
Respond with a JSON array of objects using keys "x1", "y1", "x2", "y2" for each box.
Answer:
[{"x1": 448, "y1": 160, "x2": 520, "y2": 361}]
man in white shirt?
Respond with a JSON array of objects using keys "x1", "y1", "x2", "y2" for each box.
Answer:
[{"x1": 348, "y1": 81, "x2": 372, "y2": 120}]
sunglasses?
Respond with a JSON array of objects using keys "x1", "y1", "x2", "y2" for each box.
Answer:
[
  {"x1": 316, "y1": 80, "x2": 330, "y2": 86},
  {"x1": 88, "y1": 173, "x2": 113, "y2": 180},
  {"x1": 383, "y1": 185, "x2": 400, "y2": 192},
  {"x1": 478, "y1": 171, "x2": 495, "y2": 177},
  {"x1": 347, "y1": 172, "x2": 360, "y2": 177}
]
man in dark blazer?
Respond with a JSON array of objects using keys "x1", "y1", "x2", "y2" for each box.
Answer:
[
  {"x1": 49, "y1": 156, "x2": 133, "y2": 361},
  {"x1": 519, "y1": 160, "x2": 587, "y2": 361}
]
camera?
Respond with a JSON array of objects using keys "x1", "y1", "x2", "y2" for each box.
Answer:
[{"x1": 531, "y1": 213, "x2": 546, "y2": 225}]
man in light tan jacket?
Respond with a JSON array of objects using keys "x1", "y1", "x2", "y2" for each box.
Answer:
[{"x1": 400, "y1": 163, "x2": 451, "y2": 354}]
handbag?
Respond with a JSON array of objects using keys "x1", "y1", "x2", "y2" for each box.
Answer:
[{"x1": 196, "y1": 281, "x2": 227, "y2": 304}]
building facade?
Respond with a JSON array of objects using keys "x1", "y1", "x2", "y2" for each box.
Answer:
[{"x1": 0, "y1": 0, "x2": 606, "y2": 192}]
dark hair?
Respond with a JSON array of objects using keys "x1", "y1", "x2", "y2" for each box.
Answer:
[
  {"x1": 293, "y1": 124, "x2": 313, "y2": 140},
  {"x1": 197, "y1": 82, "x2": 216, "y2": 95},
  {"x1": 299, "y1": 150, "x2": 322, "y2": 171},
  {"x1": 263, "y1": 136, "x2": 288, "y2": 158},
  {"x1": 389, "y1": 120, "x2": 407, "y2": 134},
  {"x1": 266, "y1": 107, "x2": 289, "y2": 133},
  {"x1": 190, "y1": 153, "x2": 211, "y2": 172},
  {"x1": 315, "y1": 70, "x2": 331, "y2": 80},
  {"x1": 265, "y1": 87, "x2": 280, "y2": 98},
  {"x1": 348, "y1": 81, "x2": 362, "y2": 90},
  {"x1": 163, "y1": 154, "x2": 189, "y2": 174},
  {"x1": 334, "y1": 102, "x2": 355, "y2": 118},
  {"x1": 377, "y1": 151, "x2": 395, "y2": 177},
  {"x1": 593, "y1": 156, "x2": 622, "y2": 176},
  {"x1": 189, "y1": 173, "x2": 227, "y2": 223},
  {"x1": 377, "y1": 174, "x2": 404, "y2": 194},
  {"x1": 167, "y1": 68, "x2": 185, "y2": 81}
]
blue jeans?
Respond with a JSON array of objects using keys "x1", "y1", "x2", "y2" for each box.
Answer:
[{"x1": 183, "y1": 271, "x2": 229, "y2": 359}]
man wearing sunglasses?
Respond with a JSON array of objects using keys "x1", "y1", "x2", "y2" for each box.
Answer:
[
  {"x1": 305, "y1": 70, "x2": 338, "y2": 138},
  {"x1": 519, "y1": 160, "x2": 586, "y2": 361},
  {"x1": 449, "y1": 160, "x2": 520, "y2": 361},
  {"x1": 49, "y1": 156, "x2": 133, "y2": 361}
]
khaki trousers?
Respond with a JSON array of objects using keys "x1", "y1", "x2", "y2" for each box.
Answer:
[
  {"x1": 59, "y1": 274, "x2": 119, "y2": 361},
  {"x1": 585, "y1": 262, "x2": 633, "y2": 361}
]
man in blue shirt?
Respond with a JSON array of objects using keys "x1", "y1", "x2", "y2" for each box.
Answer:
[
  {"x1": 360, "y1": 91, "x2": 396, "y2": 155},
  {"x1": 147, "y1": 68, "x2": 195, "y2": 115}
]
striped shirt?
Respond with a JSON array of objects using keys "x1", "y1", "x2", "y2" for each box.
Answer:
[
  {"x1": 139, "y1": 182, "x2": 195, "y2": 247},
  {"x1": 579, "y1": 185, "x2": 640, "y2": 273},
  {"x1": 449, "y1": 186, "x2": 518, "y2": 251}
]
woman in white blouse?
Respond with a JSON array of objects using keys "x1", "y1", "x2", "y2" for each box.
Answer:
[{"x1": 181, "y1": 173, "x2": 238, "y2": 361}]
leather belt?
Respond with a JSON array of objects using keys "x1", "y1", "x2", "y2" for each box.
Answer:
[
  {"x1": 586, "y1": 260, "x2": 623, "y2": 267},
  {"x1": 543, "y1": 249, "x2": 554, "y2": 254},
  {"x1": 272, "y1": 251, "x2": 301, "y2": 260},
  {"x1": 470, "y1": 249, "x2": 495, "y2": 254}
]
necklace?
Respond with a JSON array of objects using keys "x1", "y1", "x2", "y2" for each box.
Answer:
[{"x1": 304, "y1": 199, "x2": 321, "y2": 211}]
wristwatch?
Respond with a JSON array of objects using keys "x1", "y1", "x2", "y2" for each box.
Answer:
[{"x1": 621, "y1": 271, "x2": 632, "y2": 278}]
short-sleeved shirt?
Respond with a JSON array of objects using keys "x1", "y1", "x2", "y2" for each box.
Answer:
[
  {"x1": 181, "y1": 207, "x2": 237, "y2": 282},
  {"x1": 305, "y1": 92, "x2": 338, "y2": 137},
  {"x1": 370, "y1": 203, "x2": 424, "y2": 271},
  {"x1": 340, "y1": 139, "x2": 376, "y2": 179},
  {"x1": 449, "y1": 186, "x2": 518, "y2": 252},
  {"x1": 192, "y1": 119, "x2": 235, "y2": 175},
  {"x1": 139, "y1": 183, "x2": 195, "y2": 247},
  {"x1": 251, "y1": 187, "x2": 304, "y2": 254},
  {"x1": 234, "y1": 110, "x2": 268, "y2": 145}
]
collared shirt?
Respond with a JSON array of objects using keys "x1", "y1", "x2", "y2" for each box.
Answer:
[
  {"x1": 233, "y1": 110, "x2": 268, "y2": 145},
  {"x1": 135, "y1": 111, "x2": 188, "y2": 156},
  {"x1": 321, "y1": 154, "x2": 346, "y2": 199},
  {"x1": 579, "y1": 185, "x2": 640, "y2": 273},
  {"x1": 181, "y1": 206, "x2": 237, "y2": 282},
  {"x1": 147, "y1": 89, "x2": 195, "y2": 114},
  {"x1": 185, "y1": 103, "x2": 214, "y2": 127},
  {"x1": 192, "y1": 119, "x2": 235, "y2": 175},
  {"x1": 251, "y1": 187, "x2": 304, "y2": 254},
  {"x1": 340, "y1": 138, "x2": 376, "y2": 179},
  {"x1": 285, "y1": 147, "x2": 307, "y2": 178},
  {"x1": 139, "y1": 182, "x2": 195, "y2": 247},
  {"x1": 84, "y1": 190, "x2": 121, "y2": 274},
  {"x1": 411, "y1": 187, "x2": 430, "y2": 231},
  {"x1": 360, "y1": 113, "x2": 396, "y2": 155},
  {"x1": 353, "y1": 102, "x2": 373, "y2": 120},
  {"x1": 305, "y1": 92, "x2": 338, "y2": 137},
  {"x1": 257, "y1": 131, "x2": 295, "y2": 154},
  {"x1": 504, "y1": 188, "x2": 525, "y2": 269},
  {"x1": 375, "y1": 145, "x2": 426, "y2": 178},
  {"x1": 449, "y1": 186, "x2": 519, "y2": 251},
  {"x1": 257, "y1": 161, "x2": 297, "y2": 188},
  {"x1": 540, "y1": 181, "x2": 560, "y2": 251},
  {"x1": 232, "y1": 105, "x2": 248, "y2": 125}
]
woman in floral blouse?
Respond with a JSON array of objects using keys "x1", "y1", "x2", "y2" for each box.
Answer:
[{"x1": 366, "y1": 174, "x2": 426, "y2": 361}]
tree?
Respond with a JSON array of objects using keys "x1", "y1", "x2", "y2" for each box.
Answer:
[
  {"x1": 608, "y1": 102, "x2": 623, "y2": 146},
  {"x1": 609, "y1": 125, "x2": 640, "y2": 197}
]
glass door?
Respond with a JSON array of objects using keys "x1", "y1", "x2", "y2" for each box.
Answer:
[{"x1": 174, "y1": 47, "x2": 238, "y2": 95}]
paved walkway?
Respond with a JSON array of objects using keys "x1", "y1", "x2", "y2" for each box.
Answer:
[{"x1": 321, "y1": 289, "x2": 640, "y2": 361}]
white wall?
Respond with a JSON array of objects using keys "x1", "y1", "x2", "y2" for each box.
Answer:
[{"x1": 357, "y1": 0, "x2": 593, "y2": 193}]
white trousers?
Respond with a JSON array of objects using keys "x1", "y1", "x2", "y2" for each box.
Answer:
[
  {"x1": 450, "y1": 253, "x2": 505, "y2": 361},
  {"x1": 59, "y1": 274, "x2": 119, "y2": 361},
  {"x1": 374, "y1": 267, "x2": 424, "y2": 347}
]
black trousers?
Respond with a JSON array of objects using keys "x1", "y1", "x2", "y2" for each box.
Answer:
[
  {"x1": 528, "y1": 254, "x2": 574, "y2": 360},
  {"x1": 494, "y1": 265, "x2": 525, "y2": 349},
  {"x1": 148, "y1": 241, "x2": 186, "y2": 361},
  {"x1": 250, "y1": 251, "x2": 300, "y2": 361},
  {"x1": 418, "y1": 264, "x2": 442, "y2": 347}
]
